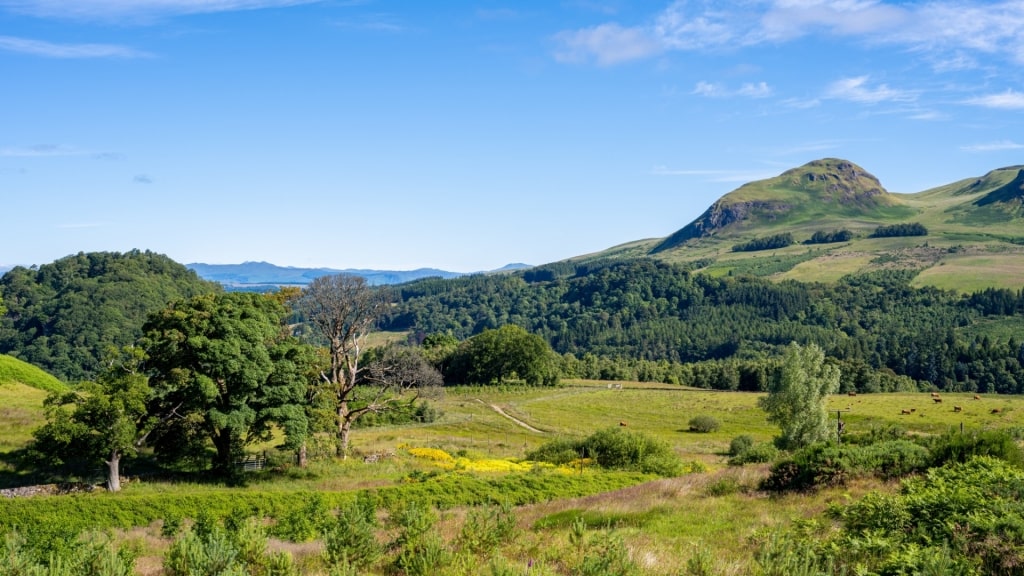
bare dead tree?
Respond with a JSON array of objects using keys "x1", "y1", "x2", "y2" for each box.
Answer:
[
  {"x1": 297, "y1": 274, "x2": 386, "y2": 458},
  {"x1": 362, "y1": 346, "x2": 444, "y2": 408}
]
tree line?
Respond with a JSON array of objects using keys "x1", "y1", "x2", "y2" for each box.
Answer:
[{"x1": 383, "y1": 260, "x2": 1024, "y2": 393}]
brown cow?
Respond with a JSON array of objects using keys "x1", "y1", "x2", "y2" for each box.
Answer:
[
  {"x1": 901, "y1": 409, "x2": 912, "y2": 415},
  {"x1": 991, "y1": 408, "x2": 1002, "y2": 415},
  {"x1": 933, "y1": 397, "x2": 943, "y2": 403},
  {"x1": 930, "y1": 392, "x2": 941, "y2": 398},
  {"x1": 848, "y1": 391, "x2": 857, "y2": 397},
  {"x1": 974, "y1": 395, "x2": 981, "y2": 400},
  {"x1": 953, "y1": 405, "x2": 962, "y2": 413},
  {"x1": 619, "y1": 421, "x2": 628, "y2": 427}
]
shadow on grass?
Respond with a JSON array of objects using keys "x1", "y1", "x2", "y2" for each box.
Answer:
[{"x1": 0, "y1": 449, "x2": 264, "y2": 490}]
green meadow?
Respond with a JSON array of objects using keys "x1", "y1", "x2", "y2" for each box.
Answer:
[{"x1": 4, "y1": 373, "x2": 1023, "y2": 575}]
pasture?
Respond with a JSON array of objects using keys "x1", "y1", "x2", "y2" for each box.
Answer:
[{"x1": 3, "y1": 380, "x2": 1024, "y2": 574}]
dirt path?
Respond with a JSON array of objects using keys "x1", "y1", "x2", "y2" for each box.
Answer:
[{"x1": 476, "y1": 399, "x2": 545, "y2": 433}]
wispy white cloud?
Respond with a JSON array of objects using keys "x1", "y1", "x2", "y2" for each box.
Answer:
[
  {"x1": 961, "y1": 140, "x2": 1024, "y2": 152},
  {"x1": 824, "y1": 76, "x2": 916, "y2": 104},
  {"x1": 553, "y1": 1, "x2": 1024, "y2": 66},
  {"x1": 782, "y1": 97, "x2": 822, "y2": 109},
  {"x1": 0, "y1": 144, "x2": 122, "y2": 158},
  {"x1": 691, "y1": 81, "x2": 725, "y2": 97},
  {"x1": 332, "y1": 14, "x2": 405, "y2": 33},
  {"x1": 0, "y1": 0, "x2": 322, "y2": 23},
  {"x1": 0, "y1": 144, "x2": 86, "y2": 157},
  {"x1": 134, "y1": 174, "x2": 154, "y2": 184},
  {"x1": 738, "y1": 81, "x2": 772, "y2": 98},
  {"x1": 964, "y1": 90, "x2": 1024, "y2": 109},
  {"x1": 0, "y1": 35, "x2": 150, "y2": 58},
  {"x1": 908, "y1": 109, "x2": 945, "y2": 121},
  {"x1": 55, "y1": 222, "x2": 106, "y2": 229},
  {"x1": 692, "y1": 80, "x2": 772, "y2": 98},
  {"x1": 553, "y1": 23, "x2": 661, "y2": 65},
  {"x1": 757, "y1": 0, "x2": 909, "y2": 42}
]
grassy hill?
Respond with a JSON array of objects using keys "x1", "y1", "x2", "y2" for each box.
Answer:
[
  {"x1": 0, "y1": 355, "x2": 62, "y2": 457},
  {"x1": 602, "y1": 159, "x2": 1024, "y2": 291},
  {"x1": 0, "y1": 354, "x2": 65, "y2": 393}
]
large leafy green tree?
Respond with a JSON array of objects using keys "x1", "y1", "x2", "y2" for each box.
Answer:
[
  {"x1": 142, "y1": 292, "x2": 312, "y2": 475},
  {"x1": 31, "y1": 347, "x2": 160, "y2": 492},
  {"x1": 759, "y1": 342, "x2": 841, "y2": 450},
  {"x1": 448, "y1": 325, "x2": 560, "y2": 386}
]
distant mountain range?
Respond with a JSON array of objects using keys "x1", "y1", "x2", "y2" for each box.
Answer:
[{"x1": 186, "y1": 261, "x2": 531, "y2": 289}]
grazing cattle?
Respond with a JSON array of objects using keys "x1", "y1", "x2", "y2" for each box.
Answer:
[
  {"x1": 930, "y1": 392, "x2": 941, "y2": 398},
  {"x1": 991, "y1": 408, "x2": 1002, "y2": 415},
  {"x1": 974, "y1": 395, "x2": 981, "y2": 400},
  {"x1": 910, "y1": 408, "x2": 916, "y2": 413},
  {"x1": 848, "y1": 391, "x2": 857, "y2": 397},
  {"x1": 953, "y1": 405, "x2": 962, "y2": 413},
  {"x1": 619, "y1": 421, "x2": 628, "y2": 427},
  {"x1": 901, "y1": 409, "x2": 912, "y2": 415},
  {"x1": 933, "y1": 397, "x2": 943, "y2": 403}
]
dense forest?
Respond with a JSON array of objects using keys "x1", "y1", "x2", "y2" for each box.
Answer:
[
  {"x1": 383, "y1": 259, "x2": 1024, "y2": 393},
  {"x1": 0, "y1": 251, "x2": 218, "y2": 381},
  {"x1": 3, "y1": 252, "x2": 1024, "y2": 394}
]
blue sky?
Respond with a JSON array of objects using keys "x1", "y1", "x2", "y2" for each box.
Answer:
[{"x1": 2, "y1": 0, "x2": 1023, "y2": 272}]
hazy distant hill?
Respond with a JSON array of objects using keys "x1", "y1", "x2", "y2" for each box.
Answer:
[{"x1": 187, "y1": 261, "x2": 531, "y2": 289}]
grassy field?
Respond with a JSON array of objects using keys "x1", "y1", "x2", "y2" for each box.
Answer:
[{"x1": 4, "y1": 379, "x2": 1024, "y2": 574}]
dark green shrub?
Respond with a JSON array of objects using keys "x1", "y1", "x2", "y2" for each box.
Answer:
[
  {"x1": 853, "y1": 440, "x2": 930, "y2": 479},
  {"x1": 585, "y1": 428, "x2": 683, "y2": 476},
  {"x1": 457, "y1": 501, "x2": 518, "y2": 555},
  {"x1": 528, "y1": 428, "x2": 683, "y2": 476},
  {"x1": 869, "y1": 222, "x2": 928, "y2": 238},
  {"x1": 270, "y1": 492, "x2": 331, "y2": 542},
  {"x1": 760, "y1": 444, "x2": 854, "y2": 492},
  {"x1": 761, "y1": 440, "x2": 930, "y2": 491},
  {"x1": 388, "y1": 501, "x2": 449, "y2": 576},
  {"x1": 822, "y1": 457, "x2": 1024, "y2": 574},
  {"x1": 525, "y1": 437, "x2": 580, "y2": 465},
  {"x1": 578, "y1": 531, "x2": 639, "y2": 576},
  {"x1": 0, "y1": 531, "x2": 137, "y2": 576},
  {"x1": 688, "y1": 415, "x2": 720, "y2": 433},
  {"x1": 804, "y1": 229, "x2": 853, "y2": 245},
  {"x1": 926, "y1": 428, "x2": 1024, "y2": 468},
  {"x1": 322, "y1": 498, "x2": 382, "y2": 569},
  {"x1": 728, "y1": 435, "x2": 754, "y2": 456},
  {"x1": 703, "y1": 475, "x2": 744, "y2": 497},
  {"x1": 732, "y1": 233, "x2": 794, "y2": 252},
  {"x1": 842, "y1": 423, "x2": 907, "y2": 446},
  {"x1": 728, "y1": 442, "x2": 780, "y2": 465}
]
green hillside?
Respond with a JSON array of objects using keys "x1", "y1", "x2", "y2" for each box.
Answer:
[
  {"x1": 628, "y1": 159, "x2": 1024, "y2": 290},
  {"x1": 0, "y1": 355, "x2": 61, "y2": 455},
  {"x1": 0, "y1": 354, "x2": 65, "y2": 393},
  {"x1": 0, "y1": 250, "x2": 219, "y2": 381}
]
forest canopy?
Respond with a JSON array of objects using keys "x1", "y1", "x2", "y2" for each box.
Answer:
[
  {"x1": 383, "y1": 259, "x2": 1024, "y2": 393},
  {"x1": 0, "y1": 250, "x2": 218, "y2": 381}
]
